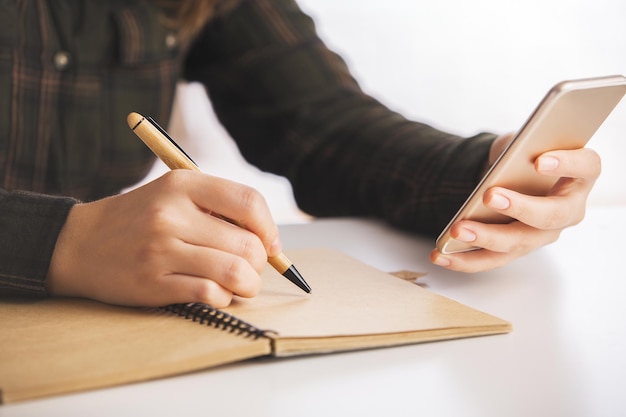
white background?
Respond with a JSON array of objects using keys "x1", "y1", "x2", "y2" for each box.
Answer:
[
  {"x1": 142, "y1": 0, "x2": 626, "y2": 223},
  {"x1": 5, "y1": 4, "x2": 626, "y2": 414}
]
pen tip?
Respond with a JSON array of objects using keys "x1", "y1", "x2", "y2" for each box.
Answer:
[{"x1": 282, "y1": 265, "x2": 311, "y2": 294}]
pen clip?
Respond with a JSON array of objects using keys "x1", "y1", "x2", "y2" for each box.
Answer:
[{"x1": 145, "y1": 116, "x2": 198, "y2": 167}]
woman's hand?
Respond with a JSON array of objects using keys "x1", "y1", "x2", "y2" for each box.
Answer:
[
  {"x1": 46, "y1": 170, "x2": 281, "y2": 308},
  {"x1": 430, "y1": 134, "x2": 602, "y2": 272}
]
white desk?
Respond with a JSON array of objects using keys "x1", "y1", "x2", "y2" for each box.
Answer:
[{"x1": 3, "y1": 205, "x2": 625, "y2": 417}]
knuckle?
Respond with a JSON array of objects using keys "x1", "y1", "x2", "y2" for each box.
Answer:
[
  {"x1": 142, "y1": 205, "x2": 176, "y2": 233},
  {"x1": 538, "y1": 213, "x2": 559, "y2": 230},
  {"x1": 475, "y1": 233, "x2": 501, "y2": 252},
  {"x1": 587, "y1": 150, "x2": 602, "y2": 179},
  {"x1": 242, "y1": 274, "x2": 262, "y2": 298},
  {"x1": 236, "y1": 185, "x2": 266, "y2": 213},
  {"x1": 224, "y1": 256, "x2": 262, "y2": 297},
  {"x1": 192, "y1": 281, "x2": 213, "y2": 303},
  {"x1": 224, "y1": 257, "x2": 247, "y2": 284},
  {"x1": 513, "y1": 235, "x2": 534, "y2": 254},
  {"x1": 512, "y1": 228, "x2": 559, "y2": 254},
  {"x1": 194, "y1": 280, "x2": 233, "y2": 308},
  {"x1": 224, "y1": 257, "x2": 251, "y2": 290},
  {"x1": 571, "y1": 206, "x2": 586, "y2": 226},
  {"x1": 541, "y1": 208, "x2": 570, "y2": 229},
  {"x1": 479, "y1": 225, "x2": 529, "y2": 254},
  {"x1": 160, "y1": 169, "x2": 191, "y2": 188},
  {"x1": 239, "y1": 235, "x2": 266, "y2": 271},
  {"x1": 546, "y1": 230, "x2": 561, "y2": 245},
  {"x1": 132, "y1": 207, "x2": 179, "y2": 265},
  {"x1": 135, "y1": 237, "x2": 171, "y2": 265},
  {"x1": 481, "y1": 234, "x2": 525, "y2": 253}
]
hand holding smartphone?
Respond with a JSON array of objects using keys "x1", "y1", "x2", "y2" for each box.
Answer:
[{"x1": 436, "y1": 75, "x2": 626, "y2": 254}]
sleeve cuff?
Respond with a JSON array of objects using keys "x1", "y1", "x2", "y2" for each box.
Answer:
[
  {"x1": 431, "y1": 132, "x2": 498, "y2": 232},
  {"x1": 0, "y1": 190, "x2": 77, "y2": 297}
]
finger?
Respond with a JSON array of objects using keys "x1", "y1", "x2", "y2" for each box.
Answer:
[
  {"x1": 447, "y1": 220, "x2": 561, "y2": 255},
  {"x1": 483, "y1": 187, "x2": 586, "y2": 230},
  {"x1": 174, "y1": 211, "x2": 268, "y2": 274},
  {"x1": 182, "y1": 172, "x2": 281, "y2": 256},
  {"x1": 169, "y1": 241, "x2": 263, "y2": 299},
  {"x1": 132, "y1": 182, "x2": 269, "y2": 275},
  {"x1": 150, "y1": 274, "x2": 235, "y2": 308},
  {"x1": 536, "y1": 148, "x2": 601, "y2": 181},
  {"x1": 430, "y1": 247, "x2": 517, "y2": 273}
]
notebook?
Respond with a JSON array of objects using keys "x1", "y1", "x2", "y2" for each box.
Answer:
[{"x1": 0, "y1": 248, "x2": 511, "y2": 404}]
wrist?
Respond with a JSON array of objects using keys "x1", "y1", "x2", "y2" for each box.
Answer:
[{"x1": 46, "y1": 203, "x2": 89, "y2": 297}]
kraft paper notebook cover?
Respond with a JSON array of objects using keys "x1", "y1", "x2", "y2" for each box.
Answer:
[{"x1": 0, "y1": 248, "x2": 511, "y2": 404}]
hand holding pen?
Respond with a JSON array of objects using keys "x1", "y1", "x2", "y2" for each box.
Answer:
[
  {"x1": 127, "y1": 112, "x2": 310, "y2": 294},
  {"x1": 45, "y1": 114, "x2": 308, "y2": 308}
]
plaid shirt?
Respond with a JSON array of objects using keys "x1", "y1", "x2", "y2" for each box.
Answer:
[{"x1": 0, "y1": 0, "x2": 495, "y2": 297}]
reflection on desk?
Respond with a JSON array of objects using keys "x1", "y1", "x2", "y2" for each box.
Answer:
[{"x1": 3, "y1": 205, "x2": 625, "y2": 417}]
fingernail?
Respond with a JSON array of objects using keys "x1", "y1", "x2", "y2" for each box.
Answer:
[
  {"x1": 433, "y1": 255, "x2": 451, "y2": 267},
  {"x1": 456, "y1": 228, "x2": 477, "y2": 242},
  {"x1": 487, "y1": 192, "x2": 510, "y2": 210},
  {"x1": 537, "y1": 155, "x2": 559, "y2": 172}
]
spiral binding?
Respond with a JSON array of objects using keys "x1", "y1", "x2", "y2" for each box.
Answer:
[{"x1": 162, "y1": 303, "x2": 268, "y2": 339}]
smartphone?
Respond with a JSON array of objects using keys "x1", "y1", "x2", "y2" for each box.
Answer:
[{"x1": 436, "y1": 74, "x2": 626, "y2": 254}]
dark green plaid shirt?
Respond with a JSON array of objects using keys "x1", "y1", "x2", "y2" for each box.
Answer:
[{"x1": 0, "y1": 0, "x2": 495, "y2": 297}]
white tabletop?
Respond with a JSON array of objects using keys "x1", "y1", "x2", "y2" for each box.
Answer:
[{"x1": 3, "y1": 205, "x2": 625, "y2": 417}]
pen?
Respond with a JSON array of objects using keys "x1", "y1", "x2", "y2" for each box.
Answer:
[{"x1": 126, "y1": 112, "x2": 311, "y2": 294}]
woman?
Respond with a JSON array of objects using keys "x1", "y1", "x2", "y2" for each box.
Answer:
[{"x1": 0, "y1": 0, "x2": 600, "y2": 307}]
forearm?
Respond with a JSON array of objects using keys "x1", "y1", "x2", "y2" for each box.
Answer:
[
  {"x1": 0, "y1": 189, "x2": 76, "y2": 297},
  {"x1": 184, "y1": 0, "x2": 496, "y2": 235},
  {"x1": 287, "y1": 95, "x2": 497, "y2": 235}
]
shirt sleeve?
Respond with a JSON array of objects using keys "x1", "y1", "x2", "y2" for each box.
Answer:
[
  {"x1": 0, "y1": 189, "x2": 76, "y2": 297},
  {"x1": 182, "y1": 0, "x2": 497, "y2": 236}
]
